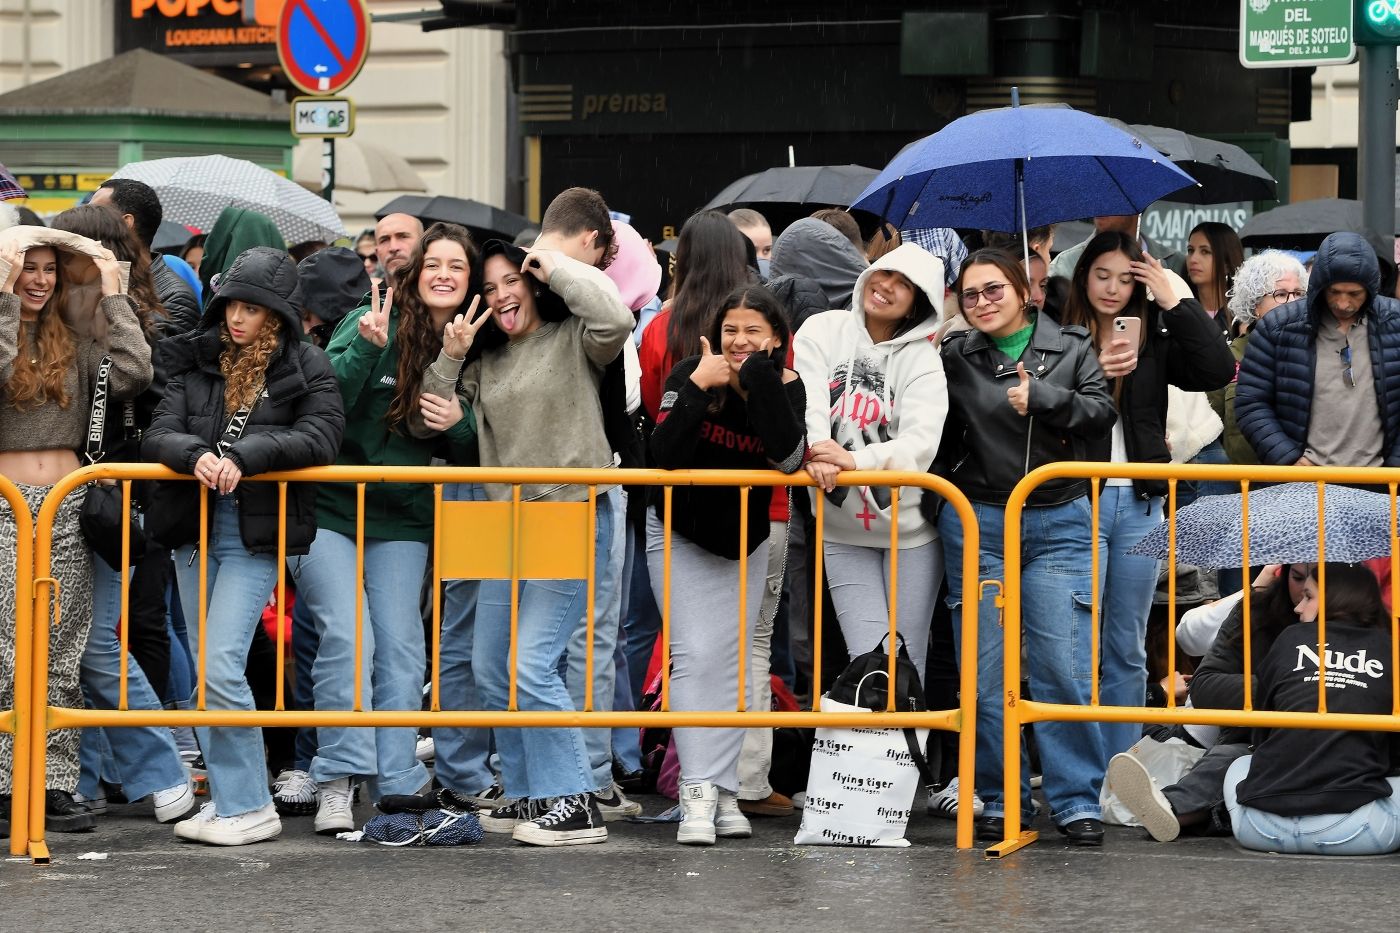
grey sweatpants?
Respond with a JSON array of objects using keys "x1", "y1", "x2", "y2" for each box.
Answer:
[
  {"x1": 824, "y1": 538, "x2": 943, "y2": 682},
  {"x1": 646, "y1": 510, "x2": 768, "y2": 793}
]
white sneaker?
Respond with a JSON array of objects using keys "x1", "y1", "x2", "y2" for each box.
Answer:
[
  {"x1": 594, "y1": 783, "x2": 643, "y2": 821},
  {"x1": 152, "y1": 778, "x2": 196, "y2": 823},
  {"x1": 73, "y1": 791, "x2": 108, "y2": 816},
  {"x1": 314, "y1": 777, "x2": 356, "y2": 835},
  {"x1": 174, "y1": 801, "x2": 217, "y2": 842},
  {"x1": 1106, "y1": 752, "x2": 1180, "y2": 842},
  {"x1": 677, "y1": 781, "x2": 717, "y2": 846},
  {"x1": 926, "y1": 777, "x2": 985, "y2": 820},
  {"x1": 415, "y1": 736, "x2": 436, "y2": 762},
  {"x1": 200, "y1": 802, "x2": 282, "y2": 846},
  {"x1": 273, "y1": 769, "x2": 318, "y2": 816},
  {"x1": 714, "y1": 790, "x2": 752, "y2": 839}
]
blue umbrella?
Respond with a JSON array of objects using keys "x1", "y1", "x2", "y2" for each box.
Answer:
[
  {"x1": 1129, "y1": 483, "x2": 1395, "y2": 568},
  {"x1": 851, "y1": 99, "x2": 1196, "y2": 235}
]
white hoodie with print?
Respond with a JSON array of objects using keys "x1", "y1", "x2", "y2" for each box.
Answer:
[{"x1": 795, "y1": 243, "x2": 948, "y2": 548}]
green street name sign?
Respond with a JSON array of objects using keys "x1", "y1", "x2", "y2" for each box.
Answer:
[{"x1": 1240, "y1": 0, "x2": 1356, "y2": 68}]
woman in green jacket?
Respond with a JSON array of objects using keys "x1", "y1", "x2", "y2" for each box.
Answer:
[{"x1": 292, "y1": 222, "x2": 478, "y2": 835}]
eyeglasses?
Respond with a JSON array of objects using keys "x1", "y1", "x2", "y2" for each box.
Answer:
[
  {"x1": 959, "y1": 282, "x2": 1008, "y2": 309},
  {"x1": 1340, "y1": 343, "x2": 1355, "y2": 388},
  {"x1": 1269, "y1": 288, "x2": 1306, "y2": 304}
]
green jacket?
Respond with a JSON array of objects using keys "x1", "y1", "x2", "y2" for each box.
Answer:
[
  {"x1": 199, "y1": 206, "x2": 286, "y2": 302},
  {"x1": 1207, "y1": 331, "x2": 1259, "y2": 465},
  {"x1": 318, "y1": 304, "x2": 478, "y2": 542}
]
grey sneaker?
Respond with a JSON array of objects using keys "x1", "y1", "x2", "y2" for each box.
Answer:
[
  {"x1": 1106, "y1": 752, "x2": 1180, "y2": 842},
  {"x1": 594, "y1": 783, "x2": 642, "y2": 821},
  {"x1": 314, "y1": 778, "x2": 356, "y2": 835}
]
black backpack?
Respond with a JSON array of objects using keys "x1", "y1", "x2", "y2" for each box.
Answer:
[{"x1": 826, "y1": 633, "x2": 936, "y2": 784}]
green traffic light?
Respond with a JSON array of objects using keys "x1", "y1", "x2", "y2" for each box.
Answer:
[{"x1": 1360, "y1": 0, "x2": 1400, "y2": 42}]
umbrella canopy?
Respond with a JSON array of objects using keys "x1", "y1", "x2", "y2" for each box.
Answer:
[
  {"x1": 293, "y1": 139, "x2": 427, "y2": 195},
  {"x1": 1129, "y1": 483, "x2": 1395, "y2": 568},
  {"x1": 704, "y1": 165, "x2": 879, "y2": 213},
  {"x1": 851, "y1": 103, "x2": 1195, "y2": 233},
  {"x1": 1239, "y1": 198, "x2": 1391, "y2": 254},
  {"x1": 152, "y1": 219, "x2": 197, "y2": 253},
  {"x1": 1102, "y1": 121, "x2": 1277, "y2": 205},
  {"x1": 111, "y1": 154, "x2": 347, "y2": 246},
  {"x1": 0, "y1": 163, "x2": 24, "y2": 201},
  {"x1": 375, "y1": 195, "x2": 532, "y2": 246}
]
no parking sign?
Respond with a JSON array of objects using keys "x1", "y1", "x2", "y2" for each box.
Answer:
[{"x1": 277, "y1": 0, "x2": 371, "y2": 96}]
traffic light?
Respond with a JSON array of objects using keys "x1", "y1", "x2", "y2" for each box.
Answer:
[{"x1": 1356, "y1": 0, "x2": 1400, "y2": 44}]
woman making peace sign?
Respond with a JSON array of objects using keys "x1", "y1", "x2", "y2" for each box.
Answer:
[
  {"x1": 293, "y1": 222, "x2": 480, "y2": 835},
  {"x1": 416, "y1": 238, "x2": 634, "y2": 847}
]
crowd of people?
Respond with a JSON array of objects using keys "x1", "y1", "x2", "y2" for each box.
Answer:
[{"x1": 0, "y1": 176, "x2": 1395, "y2": 856}]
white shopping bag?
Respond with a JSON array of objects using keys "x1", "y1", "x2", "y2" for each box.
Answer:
[
  {"x1": 1100, "y1": 734, "x2": 1206, "y2": 827},
  {"x1": 793, "y1": 696, "x2": 929, "y2": 848}
]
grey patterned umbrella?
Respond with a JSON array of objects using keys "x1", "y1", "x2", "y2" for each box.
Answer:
[
  {"x1": 1129, "y1": 483, "x2": 1395, "y2": 567},
  {"x1": 111, "y1": 154, "x2": 346, "y2": 245}
]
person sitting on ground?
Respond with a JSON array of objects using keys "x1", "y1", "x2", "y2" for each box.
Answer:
[
  {"x1": 1224, "y1": 562, "x2": 1400, "y2": 855},
  {"x1": 648, "y1": 285, "x2": 806, "y2": 846},
  {"x1": 1106, "y1": 564, "x2": 1309, "y2": 842}
]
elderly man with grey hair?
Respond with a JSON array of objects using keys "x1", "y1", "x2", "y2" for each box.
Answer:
[{"x1": 1207, "y1": 250, "x2": 1308, "y2": 465}]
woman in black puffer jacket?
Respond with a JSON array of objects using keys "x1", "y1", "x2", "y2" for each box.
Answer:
[{"x1": 143, "y1": 245, "x2": 344, "y2": 847}]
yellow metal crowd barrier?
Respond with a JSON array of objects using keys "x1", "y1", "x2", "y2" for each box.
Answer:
[
  {"x1": 13, "y1": 464, "x2": 981, "y2": 861},
  {"x1": 989, "y1": 462, "x2": 1400, "y2": 858},
  {"x1": 0, "y1": 476, "x2": 35, "y2": 858}
]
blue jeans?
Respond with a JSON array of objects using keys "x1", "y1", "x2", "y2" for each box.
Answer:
[
  {"x1": 939, "y1": 497, "x2": 1105, "y2": 825},
  {"x1": 78, "y1": 555, "x2": 188, "y2": 801},
  {"x1": 166, "y1": 581, "x2": 194, "y2": 705},
  {"x1": 563, "y1": 486, "x2": 624, "y2": 791},
  {"x1": 622, "y1": 515, "x2": 662, "y2": 703},
  {"x1": 290, "y1": 594, "x2": 320, "y2": 772},
  {"x1": 173, "y1": 497, "x2": 279, "y2": 817},
  {"x1": 1225, "y1": 756, "x2": 1400, "y2": 855},
  {"x1": 433, "y1": 482, "x2": 495, "y2": 796},
  {"x1": 1095, "y1": 486, "x2": 1162, "y2": 763},
  {"x1": 610, "y1": 515, "x2": 644, "y2": 774},
  {"x1": 474, "y1": 492, "x2": 615, "y2": 801},
  {"x1": 292, "y1": 528, "x2": 430, "y2": 799}
]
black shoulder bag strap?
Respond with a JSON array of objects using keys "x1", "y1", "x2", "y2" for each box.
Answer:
[{"x1": 84, "y1": 356, "x2": 113, "y2": 465}]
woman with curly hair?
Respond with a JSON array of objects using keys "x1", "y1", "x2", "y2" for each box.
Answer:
[
  {"x1": 48, "y1": 203, "x2": 195, "y2": 826},
  {"x1": 293, "y1": 222, "x2": 479, "y2": 835},
  {"x1": 0, "y1": 227, "x2": 152, "y2": 837},
  {"x1": 143, "y1": 246, "x2": 344, "y2": 846}
]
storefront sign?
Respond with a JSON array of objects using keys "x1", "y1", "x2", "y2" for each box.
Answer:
[{"x1": 116, "y1": 0, "x2": 281, "y2": 63}]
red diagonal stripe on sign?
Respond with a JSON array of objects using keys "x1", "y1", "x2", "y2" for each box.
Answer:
[{"x1": 290, "y1": 0, "x2": 352, "y2": 72}]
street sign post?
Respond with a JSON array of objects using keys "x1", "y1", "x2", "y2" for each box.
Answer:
[
  {"x1": 276, "y1": 0, "x2": 371, "y2": 96},
  {"x1": 291, "y1": 96, "x2": 355, "y2": 137},
  {"x1": 1239, "y1": 0, "x2": 1356, "y2": 68}
]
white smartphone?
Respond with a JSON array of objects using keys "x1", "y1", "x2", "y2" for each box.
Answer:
[{"x1": 1112, "y1": 316, "x2": 1142, "y2": 346}]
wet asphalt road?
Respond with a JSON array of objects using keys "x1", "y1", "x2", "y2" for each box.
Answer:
[{"x1": 3, "y1": 791, "x2": 1393, "y2": 932}]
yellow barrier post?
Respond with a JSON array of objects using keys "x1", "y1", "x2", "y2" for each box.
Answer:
[
  {"x1": 26, "y1": 464, "x2": 982, "y2": 859},
  {"x1": 3, "y1": 478, "x2": 34, "y2": 858}
]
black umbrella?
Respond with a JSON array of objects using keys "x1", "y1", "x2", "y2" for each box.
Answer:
[
  {"x1": 1100, "y1": 120, "x2": 1277, "y2": 205},
  {"x1": 375, "y1": 195, "x2": 533, "y2": 246},
  {"x1": 1238, "y1": 198, "x2": 1391, "y2": 254},
  {"x1": 704, "y1": 165, "x2": 880, "y2": 213},
  {"x1": 152, "y1": 219, "x2": 196, "y2": 253}
]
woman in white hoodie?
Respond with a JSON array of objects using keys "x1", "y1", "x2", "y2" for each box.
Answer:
[{"x1": 794, "y1": 243, "x2": 948, "y2": 679}]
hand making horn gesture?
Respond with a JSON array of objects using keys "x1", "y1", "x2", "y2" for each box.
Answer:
[
  {"x1": 1007, "y1": 362, "x2": 1031, "y2": 416},
  {"x1": 442, "y1": 294, "x2": 492, "y2": 360},
  {"x1": 359, "y1": 284, "x2": 393, "y2": 348},
  {"x1": 689, "y1": 336, "x2": 731, "y2": 390}
]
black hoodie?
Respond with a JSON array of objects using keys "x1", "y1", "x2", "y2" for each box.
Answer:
[{"x1": 143, "y1": 246, "x2": 346, "y2": 554}]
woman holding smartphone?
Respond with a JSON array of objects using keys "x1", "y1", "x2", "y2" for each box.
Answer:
[{"x1": 1059, "y1": 232, "x2": 1235, "y2": 765}]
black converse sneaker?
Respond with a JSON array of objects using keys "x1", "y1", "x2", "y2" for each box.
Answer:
[
  {"x1": 512, "y1": 794, "x2": 608, "y2": 847},
  {"x1": 479, "y1": 797, "x2": 537, "y2": 834}
]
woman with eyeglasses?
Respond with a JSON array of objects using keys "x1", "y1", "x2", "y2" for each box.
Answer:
[
  {"x1": 1212, "y1": 251, "x2": 1309, "y2": 466},
  {"x1": 935, "y1": 248, "x2": 1117, "y2": 845},
  {"x1": 793, "y1": 244, "x2": 948, "y2": 682},
  {"x1": 1058, "y1": 232, "x2": 1236, "y2": 771}
]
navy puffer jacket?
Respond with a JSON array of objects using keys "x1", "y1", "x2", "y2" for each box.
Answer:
[{"x1": 1236, "y1": 232, "x2": 1400, "y2": 466}]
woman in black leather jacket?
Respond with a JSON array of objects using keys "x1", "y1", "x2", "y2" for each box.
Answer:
[
  {"x1": 144, "y1": 246, "x2": 344, "y2": 847},
  {"x1": 935, "y1": 247, "x2": 1117, "y2": 846}
]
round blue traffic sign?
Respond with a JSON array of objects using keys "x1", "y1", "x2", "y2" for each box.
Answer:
[{"x1": 277, "y1": 0, "x2": 371, "y2": 96}]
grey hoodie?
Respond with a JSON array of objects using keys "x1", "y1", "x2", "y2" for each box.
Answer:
[{"x1": 770, "y1": 218, "x2": 869, "y2": 310}]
